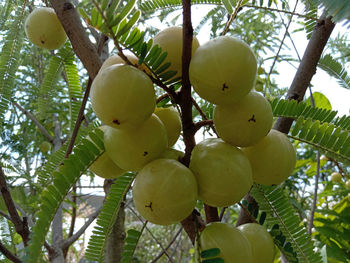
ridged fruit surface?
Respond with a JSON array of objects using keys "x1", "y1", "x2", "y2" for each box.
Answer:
[
  {"x1": 90, "y1": 64, "x2": 156, "y2": 130},
  {"x1": 199, "y1": 222, "x2": 253, "y2": 263},
  {"x1": 214, "y1": 92, "x2": 272, "y2": 147},
  {"x1": 99, "y1": 53, "x2": 151, "y2": 74},
  {"x1": 189, "y1": 138, "x2": 253, "y2": 207},
  {"x1": 88, "y1": 126, "x2": 126, "y2": 179},
  {"x1": 25, "y1": 7, "x2": 67, "y2": 49},
  {"x1": 104, "y1": 114, "x2": 168, "y2": 171},
  {"x1": 159, "y1": 148, "x2": 184, "y2": 161},
  {"x1": 242, "y1": 129, "x2": 296, "y2": 185},
  {"x1": 39, "y1": 141, "x2": 51, "y2": 153},
  {"x1": 154, "y1": 106, "x2": 182, "y2": 146},
  {"x1": 331, "y1": 172, "x2": 342, "y2": 183},
  {"x1": 189, "y1": 36, "x2": 257, "y2": 105},
  {"x1": 153, "y1": 26, "x2": 199, "y2": 79},
  {"x1": 238, "y1": 223, "x2": 275, "y2": 263},
  {"x1": 132, "y1": 159, "x2": 197, "y2": 225}
]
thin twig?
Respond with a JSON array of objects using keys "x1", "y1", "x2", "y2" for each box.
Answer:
[
  {"x1": 0, "y1": 167, "x2": 30, "y2": 246},
  {"x1": 308, "y1": 152, "x2": 320, "y2": 234},
  {"x1": 244, "y1": 4, "x2": 318, "y2": 21},
  {"x1": 0, "y1": 210, "x2": 12, "y2": 221},
  {"x1": 151, "y1": 227, "x2": 183, "y2": 263},
  {"x1": 61, "y1": 208, "x2": 101, "y2": 249},
  {"x1": 267, "y1": 0, "x2": 299, "y2": 87},
  {"x1": 0, "y1": 240, "x2": 22, "y2": 263},
  {"x1": 126, "y1": 205, "x2": 174, "y2": 262},
  {"x1": 221, "y1": 0, "x2": 244, "y2": 36},
  {"x1": 237, "y1": 203, "x2": 258, "y2": 224},
  {"x1": 13, "y1": 102, "x2": 54, "y2": 143}
]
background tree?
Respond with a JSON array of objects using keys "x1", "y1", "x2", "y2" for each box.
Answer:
[{"x1": 0, "y1": 0, "x2": 349, "y2": 262}]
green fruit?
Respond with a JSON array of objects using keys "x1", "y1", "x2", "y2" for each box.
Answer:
[
  {"x1": 104, "y1": 114, "x2": 168, "y2": 171},
  {"x1": 39, "y1": 141, "x2": 51, "y2": 153},
  {"x1": 189, "y1": 36, "x2": 257, "y2": 105},
  {"x1": 242, "y1": 129, "x2": 296, "y2": 185},
  {"x1": 25, "y1": 7, "x2": 67, "y2": 50},
  {"x1": 132, "y1": 159, "x2": 198, "y2": 225},
  {"x1": 159, "y1": 148, "x2": 184, "y2": 161},
  {"x1": 99, "y1": 54, "x2": 151, "y2": 75},
  {"x1": 189, "y1": 138, "x2": 253, "y2": 207},
  {"x1": 331, "y1": 172, "x2": 342, "y2": 183},
  {"x1": 346, "y1": 180, "x2": 350, "y2": 190},
  {"x1": 199, "y1": 222, "x2": 253, "y2": 263},
  {"x1": 213, "y1": 92, "x2": 273, "y2": 147},
  {"x1": 90, "y1": 64, "x2": 156, "y2": 130},
  {"x1": 154, "y1": 106, "x2": 182, "y2": 146},
  {"x1": 153, "y1": 26, "x2": 200, "y2": 79},
  {"x1": 238, "y1": 223, "x2": 275, "y2": 263},
  {"x1": 88, "y1": 126, "x2": 126, "y2": 179}
]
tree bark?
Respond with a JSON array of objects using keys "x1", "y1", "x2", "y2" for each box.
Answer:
[{"x1": 103, "y1": 180, "x2": 126, "y2": 263}]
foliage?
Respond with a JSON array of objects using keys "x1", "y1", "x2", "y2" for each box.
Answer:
[{"x1": 0, "y1": 0, "x2": 349, "y2": 262}]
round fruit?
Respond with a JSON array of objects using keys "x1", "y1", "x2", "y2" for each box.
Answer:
[
  {"x1": 88, "y1": 126, "x2": 126, "y2": 179},
  {"x1": 90, "y1": 64, "x2": 156, "y2": 130},
  {"x1": 99, "y1": 53, "x2": 151, "y2": 75},
  {"x1": 213, "y1": 91, "x2": 273, "y2": 147},
  {"x1": 331, "y1": 172, "x2": 342, "y2": 183},
  {"x1": 154, "y1": 106, "x2": 182, "y2": 146},
  {"x1": 25, "y1": 7, "x2": 67, "y2": 50},
  {"x1": 153, "y1": 26, "x2": 200, "y2": 79},
  {"x1": 189, "y1": 138, "x2": 253, "y2": 207},
  {"x1": 132, "y1": 159, "x2": 198, "y2": 225},
  {"x1": 238, "y1": 223, "x2": 275, "y2": 263},
  {"x1": 39, "y1": 141, "x2": 51, "y2": 153},
  {"x1": 242, "y1": 129, "x2": 296, "y2": 185},
  {"x1": 346, "y1": 180, "x2": 350, "y2": 190},
  {"x1": 159, "y1": 148, "x2": 184, "y2": 161},
  {"x1": 189, "y1": 36, "x2": 257, "y2": 105},
  {"x1": 199, "y1": 222, "x2": 253, "y2": 263},
  {"x1": 104, "y1": 114, "x2": 168, "y2": 171}
]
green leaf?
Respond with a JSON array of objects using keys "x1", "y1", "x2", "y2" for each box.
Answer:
[
  {"x1": 200, "y1": 248, "x2": 221, "y2": 258},
  {"x1": 306, "y1": 92, "x2": 332, "y2": 111},
  {"x1": 85, "y1": 173, "x2": 135, "y2": 262}
]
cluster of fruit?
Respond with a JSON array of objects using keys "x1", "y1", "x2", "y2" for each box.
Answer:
[
  {"x1": 88, "y1": 26, "x2": 296, "y2": 262},
  {"x1": 24, "y1": 7, "x2": 296, "y2": 261}
]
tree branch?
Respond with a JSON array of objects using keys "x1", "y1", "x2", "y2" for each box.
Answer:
[
  {"x1": 0, "y1": 167, "x2": 30, "y2": 246},
  {"x1": 61, "y1": 208, "x2": 101, "y2": 249},
  {"x1": 236, "y1": 14, "x2": 335, "y2": 229},
  {"x1": 13, "y1": 102, "x2": 54, "y2": 143},
  {"x1": 50, "y1": 0, "x2": 102, "y2": 79},
  {"x1": 273, "y1": 14, "x2": 335, "y2": 133},
  {"x1": 0, "y1": 240, "x2": 22, "y2": 263}
]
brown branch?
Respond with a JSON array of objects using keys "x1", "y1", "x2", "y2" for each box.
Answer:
[
  {"x1": 236, "y1": 14, "x2": 336, "y2": 227},
  {"x1": 13, "y1": 102, "x2": 54, "y2": 143},
  {"x1": 50, "y1": 0, "x2": 102, "y2": 79},
  {"x1": 0, "y1": 240, "x2": 22, "y2": 263},
  {"x1": 204, "y1": 205, "x2": 219, "y2": 223},
  {"x1": 236, "y1": 194, "x2": 259, "y2": 226},
  {"x1": 194, "y1": 120, "x2": 214, "y2": 132},
  {"x1": 179, "y1": 0, "x2": 196, "y2": 166},
  {"x1": 61, "y1": 208, "x2": 101, "y2": 249},
  {"x1": 178, "y1": 0, "x2": 207, "y2": 244},
  {"x1": 273, "y1": 14, "x2": 335, "y2": 133},
  {"x1": 0, "y1": 167, "x2": 30, "y2": 246},
  {"x1": 0, "y1": 210, "x2": 11, "y2": 221}
]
